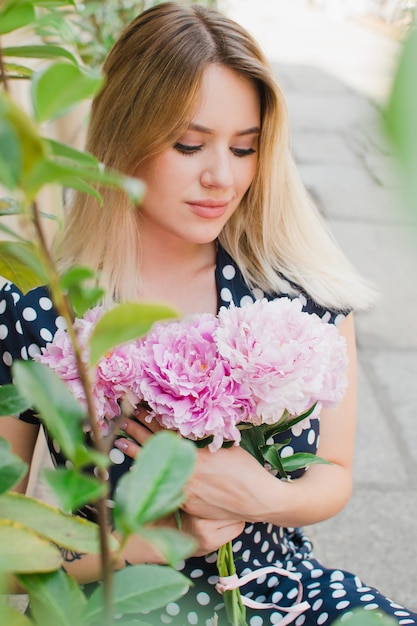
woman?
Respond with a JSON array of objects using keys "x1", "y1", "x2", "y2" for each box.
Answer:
[{"x1": 0, "y1": 2, "x2": 415, "y2": 624}]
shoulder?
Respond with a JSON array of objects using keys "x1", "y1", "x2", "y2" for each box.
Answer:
[
  {"x1": 0, "y1": 281, "x2": 62, "y2": 384},
  {"x1": 215, "y1": 243, "x2": 349, "y2": 326}
]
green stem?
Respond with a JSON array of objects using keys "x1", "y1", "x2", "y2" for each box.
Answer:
[{"x1": 217, "y1": 542, "x2": 248, "y2": 626}]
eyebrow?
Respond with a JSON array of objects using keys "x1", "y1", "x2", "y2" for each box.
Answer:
[{"x1": 189, "y1": 123, "x2": 261, "y2": 136}]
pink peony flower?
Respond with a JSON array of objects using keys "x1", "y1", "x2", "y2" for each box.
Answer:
[
  {"x1": 136, "y1": 314, "x2": 255, "y2": 451},
  {"x1": 214, "y1": 298, "x2": 348, "y2": 427}
]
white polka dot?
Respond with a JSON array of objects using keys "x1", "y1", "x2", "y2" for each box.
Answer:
[
  {"x1": 232, "y1": 540, "x2": 242, "y2": 552},
  {"x1": 0, "y1": 324, "x2": 8, "y2": 340},
  {"x1": 242, "y1": 549, "x2": 251, "y2": 561},
  {"x1": 271, "y1": 591, "x2": 283, "y2": 603},
  {"x1": 307, "y1": 429, "x2": 316, "y2": 445},
  {"x1": 187, "y1": 612, "x2": 198, "y2": 625},
  {"x1": 332, "y1": 589, "x2": 346, "y2": 598},
  {"x1": 336, "y1": 601, "x2": 350, "y2": 610},
  {"x1": 252, "y1": 288, "x2": 265, "y2": 300},
  {"x1": 361, "y1": 594, "x2": 375, "y2": 602},
  {"x1": 321, "y1": 311, "x2": 331, "y2": 323},
  {"x1": 271, "y1": 614, "x2": 284, "y2": 624},
  {"x1": 249, "y1": 617, "x2": 263, "y2": 626},
  {"x1": 261, "y1": 541, "x2": 269, "y2": 553},
  {"x1": 28, "y1": 344, "x2": 41, "y2": 357},
  {"x1": 12, "y1": 292, "x2": 20, "y2": 303},
  {"x1": 240, "y1": 295, "x2": 254, "y2": 307},
  {"x1": 55, "y1": 316, "x2": 67, "y2": 330},
  {"x1": 160, "y1": 615, "x2": 172, "y2": 624},
  {"x1": 335, "y1": 313, "x2": 346, "y2": 326},
  {"x1": 399, "y1": 621, "x2": 415, "y2": 625},
  {"x1": 317, "y1": 613, "x2": 329, "y2": 625},
  {"x1": 299, "y1": 294, "x2": 307, "y2": 307},
  {"x1": 0, "y1": 299, "x2": 6, "y2": 314},
  {"x1": 190, "y1": 569, "x2": 203, "y2": 578},
  {"x1": 280, "y1": 446, "x2": 294, "y2": 458},
  {"x1": 312, "y1": 599, "x2": 323, "y2": 611},
  {"x1": 65, "y1": 460, "x2": 73, "y2": 469},
  {"x1": 93, "y1": 466, "x2": 109, "y2": 481},
  {"x1": 245, "y1": 524, "x2": 254, "y2": 534},
  {"x1": 295, "y1": 617, "x2": 306, "y2": 626},
  {"x1": 222, "y1": 264, "x2": 236, "y2": 280},
  {"x1": 267, "y1": 576, "x2": 278, "y2": 588},
  {"x1": 40, "y1": 328, "x2": 53, "y2": 342},
  {"x1": 253, "y1": 531, "x2": 262, "y2": 543},
  {"x1": 220, "y1": 287, "x2": 233, "y2": 303},
  {"x1": 311, "y1": 568, "x2": 324, "y2": 578},
  {"x1": 22, "y1": 307, "x2": 37, "y2": 321},
  {"x1": 166, "y1": 603, "x2": 180, "y2": 616},
  {"x1": 207, "y1": 575, "x2": 218, "y2": 585},
  {"x1": 205, "y1": 553, "x2": 217, "y2": 564},
  {"x1": 308, "y1": 589, "x2": 321, "y2": 599},
  {"x1": 109, "y1": 448, "x2": 125, "y2": 464},
  {"x1": 15, "y1": 320, "x2": 23, "y2": 335},
  {"x1": 364, "y1": 604, "x2": 379, "y2": 610},
  {"x1": 340, "y1": 613, "x2": 353, "y2": 622},
  {"x1": 395, "y1": 612, "x2": 411, "y2": 617},
  {"x1": 196, "y1": 592, "x2": 210, "y2": 606},
  {"x1": 39, "y1": 297, "x2": 53, "y2": 310},
  {"x1": 20, "y1": 346, "x2": 28, "y2": 359},
  {"x1": 266, "y1": 550, "x2": 275, "y2": 563},
  {"x1": 330, "y1": 570, "x2": 344, "y2": 582},
  {"x1": 52, "y1": 439, "x2": 61, "y2": 454},
  {"x1": 2, "y1": 351, "x2": 13, "y2": 366}
]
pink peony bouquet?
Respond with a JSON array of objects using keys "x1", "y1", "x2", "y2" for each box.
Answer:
[{"x1": 36, "y1": 296, "x2": 349, "y2": 626}]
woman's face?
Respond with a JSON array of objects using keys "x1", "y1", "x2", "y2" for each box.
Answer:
[{"x1": 136, "y1": 63, "x2": 261, "y2": 246}]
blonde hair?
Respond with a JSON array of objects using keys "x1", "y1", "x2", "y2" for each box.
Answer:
[{"x1": 59, "y1": 1, "x2": 374, "y2": 311}]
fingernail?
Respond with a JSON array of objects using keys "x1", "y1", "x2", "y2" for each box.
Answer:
[
  {"x1": 114, "y1": 438, "x2": 128, "y2": 451},
  {"x1": 119, "y1": 420, "x2": 128, "y2": 431}
]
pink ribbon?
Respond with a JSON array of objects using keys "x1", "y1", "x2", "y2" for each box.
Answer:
[{"x1": 215, "y1": 565, "x2": 310, "y2": 626}]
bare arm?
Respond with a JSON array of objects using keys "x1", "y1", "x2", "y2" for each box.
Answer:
[{"x1": 0, "y1": 417, "x2": 40, "y2": 494}]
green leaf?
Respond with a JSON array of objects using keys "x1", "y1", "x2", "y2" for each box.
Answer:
[
  {"x1": 12, "y1": 360, "x2": 87, "y2": 464},
  {"x1": 0, "y1": 492, "x2": 117, "y2": 553},
  {"x1": 0, "y1": 520, "x2": 62, "y2": 573},
  {"x1": 281, "y1": 452, "x2": 332, "y2": 473},
  {"x1": 0, "y1": 92, "x2": 47, "y2": 182},
  {"x1": 385, "y1": 29, "x2": 417, "y2": 216},
  {"x1": 18, "y1": 570, "x2": 87, "y2": 626},
  {"x1": 0, "y1": 2, "x2": 35, "y2": 35},
  {"x1": 43, "y1": 467, "x2": 107, "y2": 513},
  {"x1": 3, "y1": 61, "x2": 33, "y2": 78},
  {"x1": 22, "y1": 158, "x2": 104, "y2": 201},
  {"x1": 31, "y1": 62, "x2": 103, "y2": 122},
  {"x1": 261, "y1": 444, "x2": 287, "y2": 478},
  {"x1": 2, "y1": 44, "x2": 78, "y2": 65},
  {"x1": 89, "y1": 302, "x2": 178, "y2": 367},
  {"x1": 0, "y1": 383, "x2": 31, "y2": 416},
  {"x1": 114, "y1": 432, "x2": 195, "y2": 534},
  {"x1": 83, "y1": 564, "x2": 190, "y2": 623},
  {"x1": 239, "y1": 426, "x2": 265, "y2": 465},
  {"x1": 0, "y1": 241, "x2": 48, "y2": 286},
  {"x1": 136, "y1": 526, "x2": 196, "y2": 566},
  {"x1": 59, "y1": 266, "x2": 104, "y2": 317},
  {"x1": 0, "y1": 438, "x2": 28, "y2": 494},
  {"x1": 0, "y1": 117, "x2": 22, "y2": 189},
  {"x1": 0, "y1": 602, "x2": 33, "y2": 626},
  {"x1": 45, "y1": 138, "x2": 98, "y2": 167}
]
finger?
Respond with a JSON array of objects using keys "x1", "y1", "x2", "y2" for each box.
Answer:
[
  {"x1": 134, "y1": 408, "x2": 164, "y2": 433},
  {"x1": 122, "y1": 416, "x2": 154, "y2": 445},
  {"x1": 114, "y1": 436, "x2": 141, "y2": 459}
]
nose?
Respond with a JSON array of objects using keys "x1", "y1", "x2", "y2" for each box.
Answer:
[{"x1": 200, "y1": 150, "x2": 234, "y2": 189}]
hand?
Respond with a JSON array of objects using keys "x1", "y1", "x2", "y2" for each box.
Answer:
[{"x1": 180, "y1": 512, "x2": 244, "y2": 556}]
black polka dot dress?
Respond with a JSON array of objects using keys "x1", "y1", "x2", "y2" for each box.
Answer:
[{"x1": 1, "y1": 244, "x2": 416, "y2": 626}]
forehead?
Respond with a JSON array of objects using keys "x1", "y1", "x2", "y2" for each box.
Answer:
[{"x1": 190, "y1": 64, "x2": 261, "y2": 132}]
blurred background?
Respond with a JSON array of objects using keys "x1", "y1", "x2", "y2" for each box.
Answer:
[{"x1": 2, "y1": 0, "x2": 416, "y2": 612}]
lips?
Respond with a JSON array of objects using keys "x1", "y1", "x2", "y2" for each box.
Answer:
[{"x1": 187, "y1": 199, "x2": 232, "y2": 219}]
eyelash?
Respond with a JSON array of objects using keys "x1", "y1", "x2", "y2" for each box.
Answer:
[{"x1": 174, "y1": 143, "x2": 256, "y2": 157}]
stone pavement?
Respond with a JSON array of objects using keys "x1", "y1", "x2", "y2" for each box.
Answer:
[
  {"x1": 29, "y1": 0, "x2": 417, "y2": 615},
  {"x1": 220, "y1": 0, "x2": 417, "y2": 611}
]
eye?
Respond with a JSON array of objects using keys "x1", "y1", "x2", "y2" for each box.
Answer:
[
  {"x1": 231, "y1": 147, "x2": 256, "y2": 157},
  {"x1": 174, "y1": 142, "x2": 203, "y2": 155}
]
